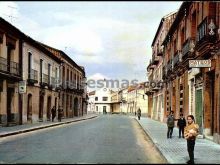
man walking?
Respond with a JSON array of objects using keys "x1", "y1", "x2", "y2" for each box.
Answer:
[
  {"x1": 137, "y1": 108, "x2": 141, "y2": 120},
  {"x1": 177, "y1": 113, "x2": 186, "y2": 138},
  {"x1": 51, "y1": 106, "x2": 56, "y2": 122},
  {"x1": 167, "y1": 111, "x2": 175, "y2": 138},
  {"x1": 58, "y1": 106, "x2": 63, "y2": 122}
]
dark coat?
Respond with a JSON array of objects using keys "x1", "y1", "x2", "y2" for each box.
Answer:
[
  {"x1": 167, "y1": 115, "x2": 175, "y2": 127},
  {"x1": 51, "y1": 107, "x2": 56, "y2": 116},
  {"x1": 177, "y1": 117, "x2": 186, "y2": 127},
  {"x1": 137, "y1": 109, "x2": 141, "y2": 117}
]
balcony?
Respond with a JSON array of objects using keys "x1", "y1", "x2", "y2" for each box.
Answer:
[
  {"x1": 145, "y1": 87, "x2": 154, "y2": 96},
  {"x1": 10, "y1": 61, "x2": 19, "y2": 75},
  {"x1": 167, "y1": 60, "x2": 172, "y2": 73},
  {"x1": 152, "y1": 86, "x2": 160, "y2": 92},
  {"x1": 40, "y1": 73, "x2": 49, "y2": 87},
  {"x1": 48, "y1": 77, "x2": 56, "y2": 89},
  {"x1": 0, "y1": 57, "x2": 20, "y2": 77},
  {"x1": 28, "y1": 69, "x2": 38, "y2": 84},
  {"x1": 147, "y1": 60, "x2": 155, "y2": 71},
  {"x1": 152, "y1": 55, "x2": 159, "y2": 65},
  {"x1": 196, "y1": 16, "x2": 217, "y2": 45},
  {"x1": 157, "y1": 48, "x2": 163, "y2": 56},
  {"x1": 50, "y1": 77, "x2": 56, "y2": 85},
  {"x1": 173, "y1": 50, "x2": 182, "y2": 67},
  {"x1": 0, "y1": 57, "x2": 7, "y2": 72},
  {"x1": 182, "y1": 37, "x2": 195, "y2": 60},
  {"x1": 162, "y1": 66, "x2": 167, "y2": 80}
]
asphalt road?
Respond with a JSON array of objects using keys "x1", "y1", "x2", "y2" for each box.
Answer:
[{"x1": 0, "y1": 115, "x2": 167, "y2": 164}]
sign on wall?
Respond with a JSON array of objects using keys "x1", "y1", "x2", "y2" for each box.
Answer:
[
  {"x1": 189, "y1": 60, "x2": 211, "y2": 68},
  {"x1": 19, "y1": 81, "x2": 27, "y2": 94}
]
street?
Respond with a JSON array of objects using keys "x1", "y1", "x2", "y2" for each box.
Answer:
[{"x1": 0, "y1": 115, "x2": 167, "y2": 164}]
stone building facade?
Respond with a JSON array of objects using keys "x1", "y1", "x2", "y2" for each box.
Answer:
[
  {"x1": 0, "y1": 17, "x2": 23, "y2": 126},
  {"x1": 0, "y1": 16, "x2": 87, "y2": 126},
  {"x1": 40, "y1": 44, "x2": 87, "y2": 118}
]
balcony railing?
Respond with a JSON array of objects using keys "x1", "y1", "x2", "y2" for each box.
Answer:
[
  {"x1": 10, "y1": 61, "x2": 19, "y2": 75},
  {"x1": 28, "y1": 69, "x2": 38, "y2": 84},
  {"x1": 152, "y1": 55, "x2": 159, "y2": 65},
  {"x1": 50, "y1": 77, "x2": 55, "y2": 85},
  {"x1": 196, "y1": 16, "x2": 217, "y2": 43},
  {"x1": 162, "y1": 66, "x2": 166, "y2": 79},
  {"x1": 48, "y1": 77, "x2": 56, "y2": 89},
  {"x1": 145, "y1": 86, "x2": 153, "y2": 96},
  {"x1": 173, "y1": 50, "x2": 181, "y2": 67},
  {"x1": 147, "y1": 60, "x2": 155, "y2": 70},
  {"x1": 182, "y1": 37, "x2": 195, "y2": 59},
  {"x1": 167, "y1": 60, "x2": 172, "y2": 73},
  {"x1": 29, "y1": 69, "x2": 38, "y2": 81},
  {"x1": 42, "y1": 73, "x2": 49, "y2": 85},
  {"x1": 157, "y1": 48, "x2": 163, "y2": 56},
  {"x1": 0, "y1": 57, "x2": 7, "y2": 72},
  {"x1": 0, "y1": 57, "x2": 20, "y2": 76}
]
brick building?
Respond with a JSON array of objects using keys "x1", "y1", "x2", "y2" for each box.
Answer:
[
  {"x1": 161, "y1": 2, "x2": 220, "y2": 144},
  {"x1": 146, "y1": 1, "x2": 220, "y2": 143},
  {"x1": 146, "y1": 11, "x2": 177, "y2": 122}
]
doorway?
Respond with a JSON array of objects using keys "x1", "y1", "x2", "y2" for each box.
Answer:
[
  {"x1": 27, "y1": 94, "x2": 32, "y2": 123},
  {"x1": 74, "y1": 97, "x2": 78, "y2": 116},
  {"x1": 7, "y1": 88, "x2": 14, "y2": 123},
  {"x1": 195, "y1": 89, "x2": 203, "y2": 134},
  {"x1": 47, "y1": 96, "x2": 51, "y2": 121},
  {"x1": 39, "y1": 95, "x2": 44, "y2": 121}
]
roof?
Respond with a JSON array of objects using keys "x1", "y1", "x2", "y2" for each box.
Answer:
[
  {"x1": 0, "y1": 17, "x2": 62, "y2": 63},
  {"x1": 38, "y1": 42, "x2": 85, "y2": 75},
  {"x1": 151, "y1": 11, "x2": 177, "y2": 47},
  {"x1": 162, "y1": 2, "x2": 192, "y2": 46}
]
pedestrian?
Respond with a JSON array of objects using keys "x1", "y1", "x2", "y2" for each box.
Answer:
[
  {"x1": 184, "y1": 115, "x2": 199, "y2": 164},
  {"x1": 167, "y1": 110, "x2": 175, "y2": 138},
  {"x1": 58, "y1": 106, "x2": 63, "y2": 122},
  {"x1": 51, "y1": 106, "x2": 56, "y2": 122},
  {"x1": 137, "y1": 108, "x2": 141, "y2": 120},
  {"x1": 177, "y1": 113, "x2": 186, "y2": 138}
]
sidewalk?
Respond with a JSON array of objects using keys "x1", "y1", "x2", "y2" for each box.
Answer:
[
  {"x1": 0, "y1": 114, "x2": 98, "y2": 138},
  {"x1": 133, "y1": 116, "x2": 220, "y2": 164}
]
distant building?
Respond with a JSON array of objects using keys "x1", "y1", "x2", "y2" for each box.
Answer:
[{"x1": 88, "y1": 88, "x2": 113, "y2": 114}]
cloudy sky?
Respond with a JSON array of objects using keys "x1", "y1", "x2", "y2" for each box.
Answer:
[{"x1": 0, "y1": 1, "x2": 182, "y2": 90}]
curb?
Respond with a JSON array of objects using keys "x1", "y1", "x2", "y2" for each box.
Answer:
[
  {"x1": 0, "y1": 115, "x2": 98, "y2": 138},
  {"x1": 133, "y1": 118, "x2": 172, "y2": 164}
]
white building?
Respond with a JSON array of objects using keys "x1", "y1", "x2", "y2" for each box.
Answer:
[{"x1": 88, "y1": 88, "x2": 113, "y2": 114}]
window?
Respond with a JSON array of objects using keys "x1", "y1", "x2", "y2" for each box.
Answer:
[
  {"x1": 55, "y1": 67, "x2": 58, "y2": 81},
  {"x1": 28, "y1": 52, "x2": 32, "y2": 79},
  {"x1": 95, "y1": 97, "x2": 98, "y2": 101},
  {"x1": 40, "y1": 59, "x2": 43, "y2": 83},
  {"x1": 48, "y1": 64, "x2": 51, "y2": 84},
  {"x1": 103, "y1": 97, "x2": 108, "y2": 101}
]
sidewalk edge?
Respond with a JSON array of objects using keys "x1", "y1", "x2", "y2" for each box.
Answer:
[
  {"x1": 0, "y1": 115, "x2": 98, "y2": 138},
  {"x1": 134, "y1": 118, "x2": 172, "y2": 164}
]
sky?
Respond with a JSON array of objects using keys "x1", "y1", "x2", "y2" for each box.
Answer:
[{"x1": 0, "y1": 1, "x2": 182, "y2": 91}]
